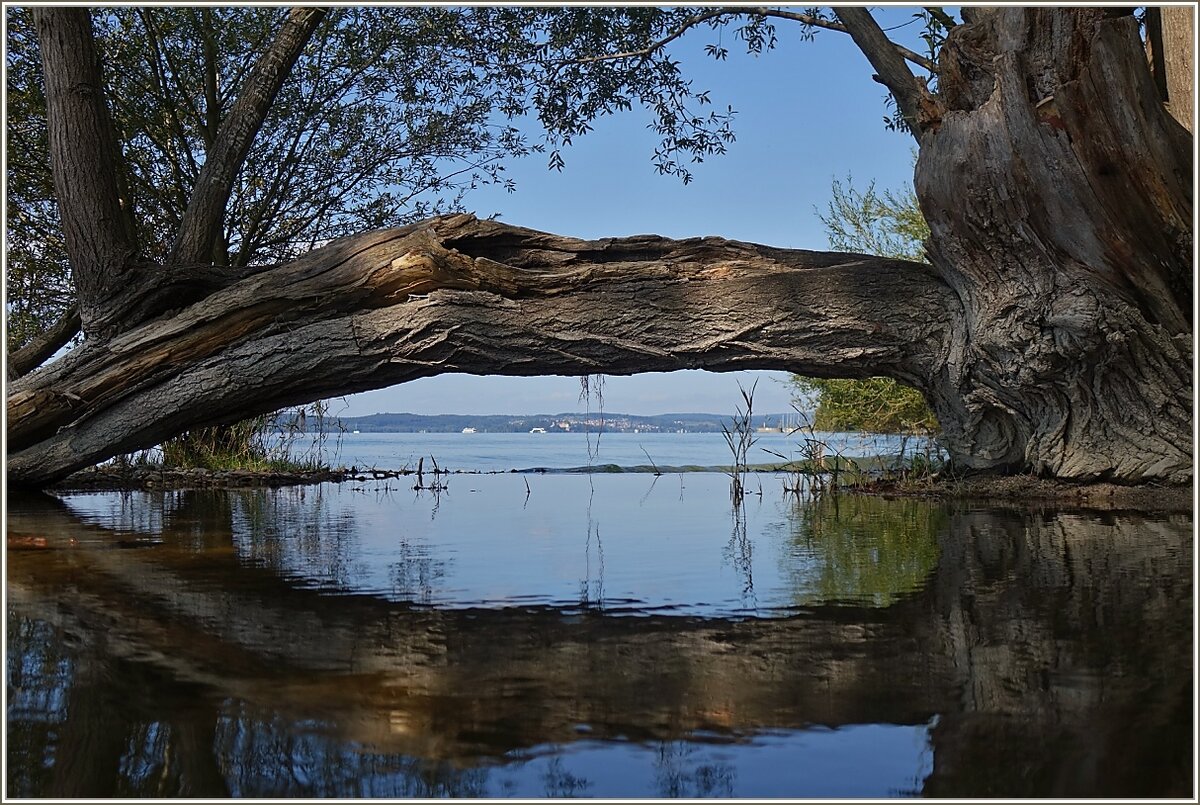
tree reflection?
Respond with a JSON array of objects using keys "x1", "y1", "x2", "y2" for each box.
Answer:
[
  {"x1": 6, "y1": 615, "x2": 73, "y2": 797},
  {"x1": 655, "y1": 741, "x2": 736, "y2": 798},
  {"x1": 781, "y1": 494, "x2": 943, "y2": 607},
  {"x1": 230, "y1": 486, "x2": 361, "y2": 589},
  {"x1": 387, "y1": 540, "x2": 447, "y2": 605},
  {"x1": 540, "y1": 756, "x2": 591, "y2": 797}
]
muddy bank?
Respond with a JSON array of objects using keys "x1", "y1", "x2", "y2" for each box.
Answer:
[{"x1": 857, "y1": 474, "x2": 1193, "y2": 513}]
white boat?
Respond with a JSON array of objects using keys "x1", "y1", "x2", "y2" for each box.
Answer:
[
  {"x1": 461, "y1": 427, "x2": 477, "y2": 434},
  {"x1": 529, "y1": 427, "x2": 547, "y2": 434}
]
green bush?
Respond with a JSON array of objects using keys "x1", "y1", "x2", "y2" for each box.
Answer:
[{"x1": 791, "y1": 376, "x2": 937, "y2": 434}]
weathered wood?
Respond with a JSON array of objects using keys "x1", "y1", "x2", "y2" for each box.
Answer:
[
  {"x1": 1161, "y1": 6, "x2": 1195, "y2": 132},
  {"x1": 7, "y1": 214, "x2": 959, "y2": 484},
  {"x1": 7, "y1": 305, "x2": 80, "y2": 380},
  {"x1": 914, "y1": 9, "x2": 1192, "y2": 482},
  {"x1": 8, "y1": 8, "x2": 1192, "y2": 488}
]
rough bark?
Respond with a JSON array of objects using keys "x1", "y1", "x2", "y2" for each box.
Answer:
[
  {"x1": 7, "y1": 214, "x2": 959, "y2": 485},
  {"x1": 1161, "y1": 6, "x2": 1195, "y2": 132},
  {"x1": 7, "y1": 306, "x2": 80, "y2": 380},
  {"x1": 32, "y1": 8, "x2": 138, "y2": 338},
  {"x1": 915, "y1": 9, "x2": 1192, "y2": 481}
]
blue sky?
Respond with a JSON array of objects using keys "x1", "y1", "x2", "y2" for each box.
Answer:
[{"x1": 341, "y1": 8, "x2": 925, "y2": 417}]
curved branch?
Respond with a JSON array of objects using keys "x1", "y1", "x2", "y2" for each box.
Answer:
[
  {"x1": 7, "y1": 215, "x2": 960, "y2": 485},
  {"x1": 169, "y1": 7, "x2": 326, "y2": 266},
  {"x1": 572, "y1": 7, "x2": 938, "y2": 74},
  {"x1": 745, "y1": 7, "x2": 937, "y2": 73},
  {"x1": 6, "y1": 305, "x2": 81, "y2": 380}
]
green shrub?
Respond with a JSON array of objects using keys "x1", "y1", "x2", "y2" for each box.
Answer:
[{"x1": 791, "y1": 376, "x2": 937, "y2": 434}]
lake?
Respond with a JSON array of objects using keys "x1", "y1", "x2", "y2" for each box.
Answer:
[
  {"x1": 290, "y1": 430, "x2": 922, "y2": 473},
  {"x1": 6, "y1": 462, "x2": 1192, "y2": 797}
]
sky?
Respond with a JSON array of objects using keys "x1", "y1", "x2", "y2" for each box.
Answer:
[{"x1": 339, "y1": 8, "x2": 926, "y2": 418}]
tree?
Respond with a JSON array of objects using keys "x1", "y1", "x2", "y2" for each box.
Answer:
[
  {"x1": 6, "y1": 7, "x2": 1193, "y2": 487},
  {"x1": 5, "y1": 6, "x2": 540, "y2": 464}
]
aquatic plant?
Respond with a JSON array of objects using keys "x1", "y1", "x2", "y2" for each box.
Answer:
[{"x1": 720, "y1": 380, "x2": 757, "y2": 502}]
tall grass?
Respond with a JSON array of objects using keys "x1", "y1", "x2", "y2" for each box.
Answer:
[
  {"x1": 766, "y1": 401, "x2": 945, "y2": 496},
  {"x1": 158, "y1": 400, "x2": 343, "y2": 472},
  {"x1": 721, "y1": 380, "x2": 757, "y2": 502}
]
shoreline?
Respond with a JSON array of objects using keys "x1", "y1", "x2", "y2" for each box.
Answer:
[
  {"x1": 853, "y1": 475, "x2": 1192, "y2": 513},
  {"x1": 45, "y1": 464, "x2": 1193, "y2": 512}
]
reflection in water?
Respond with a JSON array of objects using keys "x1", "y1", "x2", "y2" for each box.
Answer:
[
  {"x1": 5, "y1": 480, "x2": 1192, "y2": 797},
  {"x1": 579, "y1": 485, "x2": 605, "y2": 610},
  {"x1": 780, "y1": 495, "x2": 943, "y2": 607},
  {"x1": 654, "y1": 741, "x2": 735, "y2": 798},
  {"x1": 725, "y1": 502, "x2": 756, "y2": 612}
]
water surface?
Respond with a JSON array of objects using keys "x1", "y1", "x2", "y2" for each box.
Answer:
[
  {"x1": 6, "y1": 474, "x2": 1192, "y2": 798},
  {"x1": 292, "y1": 430, "x2": 919, "y2": 473}
]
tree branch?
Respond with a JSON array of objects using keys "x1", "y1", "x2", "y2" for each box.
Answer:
[
  {"x1": 7, "y1": 215, "x2": 960, "y2": 485},
  {"x1": 572, "y1": 7, "x2": 937, "y2": 74},
  {"x1": 169, "y1": 7, "x2": 326, "y2": 266},
  {"x1": 6, "y1": 305, "x2": 81, "y2": 380},
  {"x1": 835, "y1": 7, "x2": 931, "y2": 139},
  {"x1": 745, "y1": 7, "x2": 938, "y2": 73},
  {"x1": 573, "y1": 9, "x2": 730, "y2": 64}
]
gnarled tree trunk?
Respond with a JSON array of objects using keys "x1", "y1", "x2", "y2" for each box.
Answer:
[
  {"x1": 917, "y1": 9, "x2": 1191, "y2": 481},
  {"x1": 5, "y1": 8, "x2": 1192, "y2": 487}
]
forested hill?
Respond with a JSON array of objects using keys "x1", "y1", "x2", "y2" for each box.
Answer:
[{"x1": 323, "y1": 412, "x2": 806, "y2": 434}]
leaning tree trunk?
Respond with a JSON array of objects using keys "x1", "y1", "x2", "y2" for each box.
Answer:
[
  {"x1": 6, "y1": 8, "x2": 1192, "y2": 487},
  {"x1": 6, "y1": 216, "x2": 961, "y2": 484}
]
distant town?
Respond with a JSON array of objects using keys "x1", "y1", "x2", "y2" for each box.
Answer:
[{"x1": 314, "y1": 411, "x2": 812, "y2": 434}]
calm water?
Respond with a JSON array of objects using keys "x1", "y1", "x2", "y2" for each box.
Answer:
[
  {"x1": 6, "y1": 473, "x2": 1193, "y2": 798},
  {"x1": 292, "y1": 431, "x2": 919, "y2": 473}
]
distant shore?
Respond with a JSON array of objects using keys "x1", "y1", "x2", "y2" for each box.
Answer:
[{"x1": 294, "y1": 410, "x2": 813, "y2": 435}]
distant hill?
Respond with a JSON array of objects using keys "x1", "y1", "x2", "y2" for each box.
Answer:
[{"x1": 313, "y1": 411, "x2": 810, "y2": 434}]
